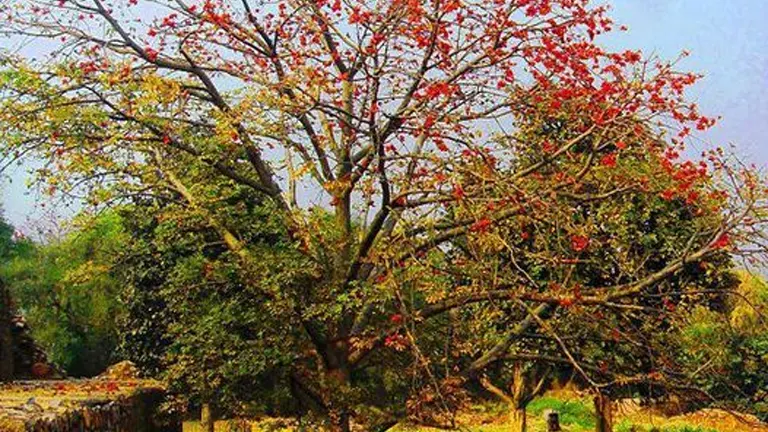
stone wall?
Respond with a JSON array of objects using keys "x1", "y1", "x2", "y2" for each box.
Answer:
[
  {"x1": 23, "y1": 388, "x2": 179, "y2": 432},
  {"x1": 0, "y1": 381, "x2": 181, "y2": 432}
]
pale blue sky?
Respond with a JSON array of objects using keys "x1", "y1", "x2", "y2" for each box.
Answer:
[{"x1": 1, "y1": 0, "x2": 767, "y2": 229}]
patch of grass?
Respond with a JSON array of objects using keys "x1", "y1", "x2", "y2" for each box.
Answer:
[
  {"x1": 528, "y1": 396, "x2": 595, "y2": 430},
  {"x1": 616, "y1": 419, "x2": 719, "y2": 432},
  {"x1": 666, "y1": 427, "x2": 719, "y2": 432},
  {"x1": 183, "y1": 418, "x2": 297, "y2": 432}
]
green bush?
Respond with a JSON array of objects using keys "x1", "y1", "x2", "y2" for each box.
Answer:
[{"x1": 527, "y1": 396, "x2": 595, "y2": 429}]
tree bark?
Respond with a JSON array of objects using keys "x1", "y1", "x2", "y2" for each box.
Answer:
[
  {"x1": 200, "y1": 403, "x2": 214, "y2": 432},
  {"x1": 594, "y1": 393, "x2": 614, "y2": 432},
  {"x1": 479, "y1": 372, "x2": 529, "y2": 432},
  {"x1": 329, "y1": 409, "x2": 351, "y2": 432},
  {"x1": 510, "y1": 406, "x2": 527, "y2": 432},
  {"x1": 326, "y1": 365, "x2": 352, "y2": 432},
  {"x1": 0, "y1": 282, "x2": 14, "y2": 381},
  {"x1": 322, "y1": 338, "x2": 353, "y2": 432}
]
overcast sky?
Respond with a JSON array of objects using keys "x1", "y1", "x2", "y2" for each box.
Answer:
[{"x1": 1, "y1": 0, "x2": 767, "y2": 229}]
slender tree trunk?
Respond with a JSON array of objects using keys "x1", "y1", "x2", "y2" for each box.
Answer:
[
  {"x1": 200, "y1": 403, "x2": 214, "y2": 432},
  {"x1": 510, "y1": 406, "x2": 527, "y2": 432},
  {"x1": 0, "y1": 282, "x2": 14, "y2": 381},
  {"x1": 479, "y1": 370, "x2": 529, "y2": 432},
  {"x1": 594, "y1": 393, "x2": 613, "y2": 432},
  {"x1": 509, "y1": 363, "x2": 529, "y2": 432}
]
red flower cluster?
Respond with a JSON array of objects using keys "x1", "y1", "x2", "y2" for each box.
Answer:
[
  {"x1": 712, "y1": 233, "x2": 731, "y2": 250},
  {"x1": 452, "y1": 183, "x2": 465, "y2": 200},
  {"x1": 601, "y1": 152, "x2": 617, "y2": 168},
  {"x1": 420, "y1": 82, "x2": 457, "y2": 100},
  {"x1": 144, "y1": 47, "x2": 159, "y2": 62},
  {"x1": 384, "y1": 334, "x2": 408, "y2": 351},
  {"x1": 470, "y1": 218, "x2": 493, "y2": 233},
  {"x1": 570, "y1": 235, "x2": 590, "y2": 252}
]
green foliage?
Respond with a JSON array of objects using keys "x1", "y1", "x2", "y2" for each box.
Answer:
[
  {"x1": 527, "y1": 396, "x2": 595, "y2": 429},
  {"x1": 0, "y1": 207, "x2": 33, "y2": 262},
  {"x1": 0, "y1": 212, "x2": 126, "y2": 376},
  {"x1": 116, "y1": 173, "x2": 323, "y2": 417},
  {"x1": 676, "y1": 271, "x2": 768, "y2": 421},
  {"x1": 0, "y1": 209, "x2": 15, "y2": 259}
]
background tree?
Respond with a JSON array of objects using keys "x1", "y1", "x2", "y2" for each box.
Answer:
[
  {"x1": 0, "y1": 207, "x2": 33, "y2": 381},
  {"x1": 116, "y1": 169, "x2": 321, "y2": 421},
  {"x1": 0, "y1": 278, "x2": 13, "y2": 381},
  {"x1": 1, "y1": 212, "x2": 126, "y2": 376},
  {"x1": 0, "y1": 0, "x2": 765, "y2": 429},
  {"x1": 676, "y1": 271, "x2": 768, "y2": 421}
]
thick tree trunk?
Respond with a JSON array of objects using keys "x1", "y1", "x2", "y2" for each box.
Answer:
[
  {"x1": 329, "y1": 409, "x2": 351, "y2": 432},
  {"x1": 594, "y1": 393, "x2": 613, "y2": 432},
  {"x1": 200, "y1": 403, "x2": 214, "y2": 432},
  {"x1": 323, "y1": 339, "x2": 353, "y2": 432},
  {"x1": 510, "y1": 406, "x2": 527, "y2": 432},
  {"x1": 0, "y1": 282, "x2": 14, "y2": 381},
  {"x1": 326, "y1": 365, "x2": 352, "y2": 432}
]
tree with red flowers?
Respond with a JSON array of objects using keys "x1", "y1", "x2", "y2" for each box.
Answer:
[
  {"x1": 0, "y1": 0, "x2": 765, "y2": 429},
  {"x1": 423, "y1": 104, "x2": 746, "y2": 431}
]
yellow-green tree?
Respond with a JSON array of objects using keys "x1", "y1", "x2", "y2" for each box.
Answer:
[{"x1": 1, "y1": 213, "x2": 127, "y2": 376}]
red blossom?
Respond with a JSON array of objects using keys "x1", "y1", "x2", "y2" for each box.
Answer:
[
  {"x1": 712, "y1": 233, "x2": 731, "y2": 250},
  {"x1": 434, "y1": 138, "x2": 449, "y2": 152},
  {"x1": 660, "y1": 189, "x2": 676, "y2": 201},
  {"x1": 452, "y1": 183, "x2": 465, "y2": 200},
  {"x1": 384, "y1": 334, "x2": 408, "y2": 351},
  {"x1": 601, "y1": 152, "x2": 617, "y2": 167},
  {"x1": 541, "y1": 140, "x2": 556, "y2": 153},
  {"x1": 422, "y1": 81, "x2": 456, "y2": 99},
  {"x1": 470, "y1": 217, "x2": 492, "y2": 233},
  {"x1": 662, "y1": 298, "x2": 676, "y2": 312},
  {"x1": 570, "y1": 235, "x2": 590, "y2": 252},
  {"x1": 144, "y1": 47, "x2": 159, "y2": 61}
]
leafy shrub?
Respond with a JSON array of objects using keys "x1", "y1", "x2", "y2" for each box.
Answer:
[{"x1": 527, "y1": 396, "x2": 595, "y2": 429}]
